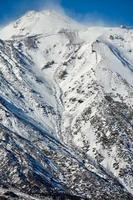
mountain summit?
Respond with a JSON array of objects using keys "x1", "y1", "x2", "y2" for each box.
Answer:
[
  {"x1": 0, "y1": 10, "x2": 83, "y2": 40},
  {"x1": 0, "y1": 10, "x2": 133, "y2": 200}
]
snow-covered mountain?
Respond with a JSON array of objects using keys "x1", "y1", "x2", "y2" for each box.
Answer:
[{"x1": 0, "y1": 10, "x2": 133, "y2": 199}]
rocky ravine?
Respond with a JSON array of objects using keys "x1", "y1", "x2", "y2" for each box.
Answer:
[{"x1": 0, "y1": 10, "x2": 133, "y2": 199}]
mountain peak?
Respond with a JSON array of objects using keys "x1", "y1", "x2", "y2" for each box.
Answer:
[
  {"x1": 0, "y1": 6, "x2": 133, "y2": 200},
  {"x1": 0, "y1": 9, "x2": 82, "y2": 40}
]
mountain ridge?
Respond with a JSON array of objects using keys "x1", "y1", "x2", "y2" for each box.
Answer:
[{"x1": 0, "y1": 9, "x2": 133, "y2": 199}]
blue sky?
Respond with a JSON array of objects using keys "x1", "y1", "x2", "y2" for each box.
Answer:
[{"x1": 0, "y1": 0, "x2": 132, "y2": 26}]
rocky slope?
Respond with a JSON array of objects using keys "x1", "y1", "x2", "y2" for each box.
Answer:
[{"x1": 0, "y1": 10, "x2": 133, "y2": 199}]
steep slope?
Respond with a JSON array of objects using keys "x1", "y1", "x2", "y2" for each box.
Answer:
[
  {"x1": 0, "y1": 10, "x2": 133, "y2": 199},
  {"x1": 60, "y1": 27, "x2": 133, "y2": 194}
]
